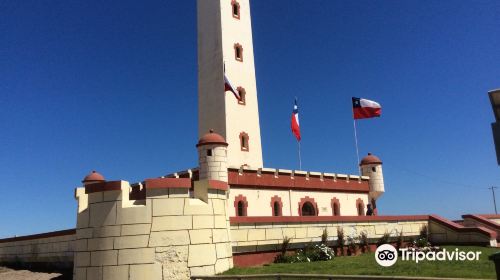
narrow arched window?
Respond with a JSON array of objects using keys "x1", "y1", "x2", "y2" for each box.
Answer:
[
  {"x1": 333, "y1": 203, "x2": 340, "y2": 216},
  {"x1": 238, "y1": 201, "x2": 244, "y2": 216},
  {"x1": 232, "y1": 0, "x2": 240, "y2": 19},
  {"x1": 273, "y1": 202, "x2": 280, "y2": 216},
  {"x1": 357, "y1": 202, "x2": 364, "y2": 216},
  {"x1": 234, "y1": 43, "x2": 243, "y2": 62},
  {"x1": 301, "y1": 202, "x2": 316, "y2": 216},
  {"x1": 240, "y1": 132, "x2": 249, "y2": 151},
  {"x1": 237, "y1": 87, "x2": 246, "y2": 105}
]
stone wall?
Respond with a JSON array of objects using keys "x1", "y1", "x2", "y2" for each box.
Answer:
[
  {"x1": 230, "y1": 216, "x2": 428, "y2": 254},
  {"x1": 428, "y1": 215, "x2": 497, "y2": 247},
  {"x1": 73, "y1": 178, "x2": 233, "y2": 280},
  {"x1": 0, "y1": 229, "x2": 75, "y2": 269}
]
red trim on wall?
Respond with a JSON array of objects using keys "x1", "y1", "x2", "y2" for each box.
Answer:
[
  {"x1": 230, "y1": 215, "x2": 430, "y2": 224},
  {"x1": 209, "y1": 180, "x2": 229, "y2": 191},
  {"x1": 144, "y1": 178, "x2": 191, "y2": 189},
  {"x1": 0, "y1": 229, "x2": 76, "y2": 244},
  {"x1": 462, "y1": 214, "x2": 500, "y2": 230},
  {"x1": 233, "y1": 251, "x2": 279, "y2": 267},
  {"x1": 356, "y1": 198, "x2": 365, "y2": 216},
  {"x1": 228, "y1": 169, "x2": 369, "y2": 193},
  {"x1": 331, "y1": 197, "x2": 340, "y2": 216},
  {"x1": 429, "y1": 215, "x2": 497, "y2": 239},
  {"x1": 298, "y1": 196, "x2": 318, "y2": 216},
  {"x1": 270, "y1": 195, "x2": 283, "y2": 216},
  {"x1": 85, "y1": 181, "x2": 122, "y2": 194},
  {"x1": 234, "y1": 194, "x2": 248, "y2": 216},
  {"x1": 479, "y1": 214, "x2": 500, "y2": 219}
]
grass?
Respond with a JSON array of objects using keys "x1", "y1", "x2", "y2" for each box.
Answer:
[{"x1": 224, "y1": 246, "x2": 498, "y2": 279}]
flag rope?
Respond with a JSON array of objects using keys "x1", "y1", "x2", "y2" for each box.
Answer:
[
  {"x1": 298, "y1": 141, "x2": 302, "y2": 170},
  {"x1": 353, "y1": 119, "x2": 361, "y2": 175}
]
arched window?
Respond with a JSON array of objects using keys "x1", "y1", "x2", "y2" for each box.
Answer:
[
  {"x1": 270, "y1": 195, "x2": 283, "y2": 216},
  {"x1": 239, "y1": 132, "x2": 249, "y2": 151},
  {"x1": 231, "y1": 0, "x2": 240, "y2": 19},
  {"x1": 238, "y1": 201, "x2": 244, "y2": 216},
  {"x1": 237, "y1": 87, "x2": 246, "y2": 105},
  {"x1": 356, "y1": 198, "x2": 365, "y2": 216},
  {"x1": 302, "y1": 202, "x2": 316, "y2": 216},
  {"x1": 234, "y1": 43, "x2": 243, "y2": 62},
  {"x1": 234, "y1": 195, "x2": 248, "y2": 216},
  {"x1": 298, "y1": 197, "x2": 318, "y2": 216},
  {"x1": 331, "y1": 197, "x2": 340, "y2": 216}
]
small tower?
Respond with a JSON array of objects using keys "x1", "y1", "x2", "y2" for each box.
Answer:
[
  {"x1": 360, "y1": 153, "x2": 385, "y2": 214},
  {"x1": 81, "y1": 170, "x2": 105, "y2": 185},
  {"x1": 197, "y1": 129, "x2": 229, "y2": 182}
]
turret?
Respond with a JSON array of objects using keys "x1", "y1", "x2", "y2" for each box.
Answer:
[
  {"x1": 81, "y1": 170, "x2": 105, "y2": 185},
  {"x1": 197, "y1": 129, "x2": 228, "y2": 182},
  {"x1": 360, "y1": 153, "x2": 384, "y2": 214}
]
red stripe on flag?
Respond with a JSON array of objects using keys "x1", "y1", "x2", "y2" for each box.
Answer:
[
  {"x1": 353, "y1": 107, "x2": 381, "y2": 119},
  {"x1": 291, "y1": 114, "x2": 301, "y2": 141}
]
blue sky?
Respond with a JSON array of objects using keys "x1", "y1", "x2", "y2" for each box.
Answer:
[{"x1": 0, "y1": 0, "x2": 499, "y2": 237}]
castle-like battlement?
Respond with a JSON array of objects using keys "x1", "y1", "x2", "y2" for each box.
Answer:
[{"x1": 74, "y1": 176, "x2": 233, "y2": 280}]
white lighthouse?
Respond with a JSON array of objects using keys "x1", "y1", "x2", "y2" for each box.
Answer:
[{"x1": 197, "y1": 0, "x2": 263, "y2": 169}]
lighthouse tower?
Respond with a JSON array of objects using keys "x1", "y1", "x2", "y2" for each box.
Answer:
[
  {"x1": 197, "y1": 0, "x2": 263, "y2": 169},
  {"x1": 360, "y1": 153, "x2": 385, "y2": 214}
]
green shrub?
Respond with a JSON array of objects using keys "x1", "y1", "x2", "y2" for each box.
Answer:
[
  {"x1": 419, "y1": 225, "x2": 428, "y2": 240},
  {"x1": 274, "y1": 236, "x2": 291, "y2": 263},
  {"x1": 359, "y1": 231, "x2": 369, "y2": 253},
  {"x1": 337, "y1": 227, "x2": 345, "y2": 256},
  {"x1": 321, "y1": 228, "x2": 328, "y2": 245},
  {"x1": 376, "y1": 232, "x2": 390, "y2": 247}
]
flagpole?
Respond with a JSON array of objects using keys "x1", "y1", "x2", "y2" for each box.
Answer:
[
  {"x1": 298, "y1": 141, "x2": 302, "y2": 170},
  {"x1": 353, "y1": 119, "x2": 361, "y2": 175}
]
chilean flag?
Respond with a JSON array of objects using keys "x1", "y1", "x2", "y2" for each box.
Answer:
[
  {"x1": 224, "y1": 74, "x2": 241, "y2": 101},
  {"x1": 352, "y1": 97, "x2": 381, "y2": 119},
  {"x1": 291, "y1": 98, "x2": 301, "y2": 141}
]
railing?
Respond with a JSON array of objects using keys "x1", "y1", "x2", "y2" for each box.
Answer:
[{"x1": 190, "y1": 274, "x2": 483, "y2": 280}]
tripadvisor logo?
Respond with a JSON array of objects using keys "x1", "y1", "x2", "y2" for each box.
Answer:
[{"x1": 375, "y1": 244, "x2": 482, "y2": 267}]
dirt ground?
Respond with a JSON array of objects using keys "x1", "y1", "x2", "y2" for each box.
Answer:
[{"x1": 0, "y1": 267, "x2": 65, "y2": 280}]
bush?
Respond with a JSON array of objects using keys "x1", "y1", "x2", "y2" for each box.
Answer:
[
  {"x1": 347, "y1": 236, "x2": 358, "y2": 256},
  {"x1": 274, "y1": 236, "x2": 291, "y2": 263},
  {"x1": 359, "y1": 231, "x2": 369, "y2": 253},
  {"x1": 294, "y1": 244, "x2": 335, "y2": 262},
  {"x1": 336, "y1": 227, "x2": 345, "y2": 256},
  {"x1": 321, "y1": 228, "x2": 328, "y2": 245},
  {"x1": 376, "y1": 232, "x2": 390, "y2": 247},
  {"x1": 419, "y1": 225, "x2": 428, "y2": 240},
  {"x1": 396, "y1": 230, "x2": 404, "y2": 251}
]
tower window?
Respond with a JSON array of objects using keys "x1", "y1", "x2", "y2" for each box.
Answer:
[
  {"x1": 301, "y1": 202, "x2": 316, "y2": 216},
  {"x1": 232, "y1": 0, "x2": 240, "y2": 19},
  {"x1": 238, "y1": 201, "x2": 244, "y2": 216},
  {"x1": 237, "y1": 87, "x2": 246, "y2": 105},
  {"x1": 234, "y1": 43, "x2": 243, "y2": 62},
  {"x1": 372, "y1": 167, "x2": 376, "y2": 172},
  {"x1": 239, "y1": 132, "x2": 249, "y2": 151},
  {"x1": 207, "y1": 149, "x2": 212, "y2": 156}
]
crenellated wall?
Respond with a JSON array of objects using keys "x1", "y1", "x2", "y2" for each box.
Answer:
[{"x1": 73, "y1": 178, "x2": 233, "y2": 280}]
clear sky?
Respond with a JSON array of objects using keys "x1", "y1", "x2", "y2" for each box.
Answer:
[{"x1": 1, "y1": 0, "x2": 499, "y2": 238}]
